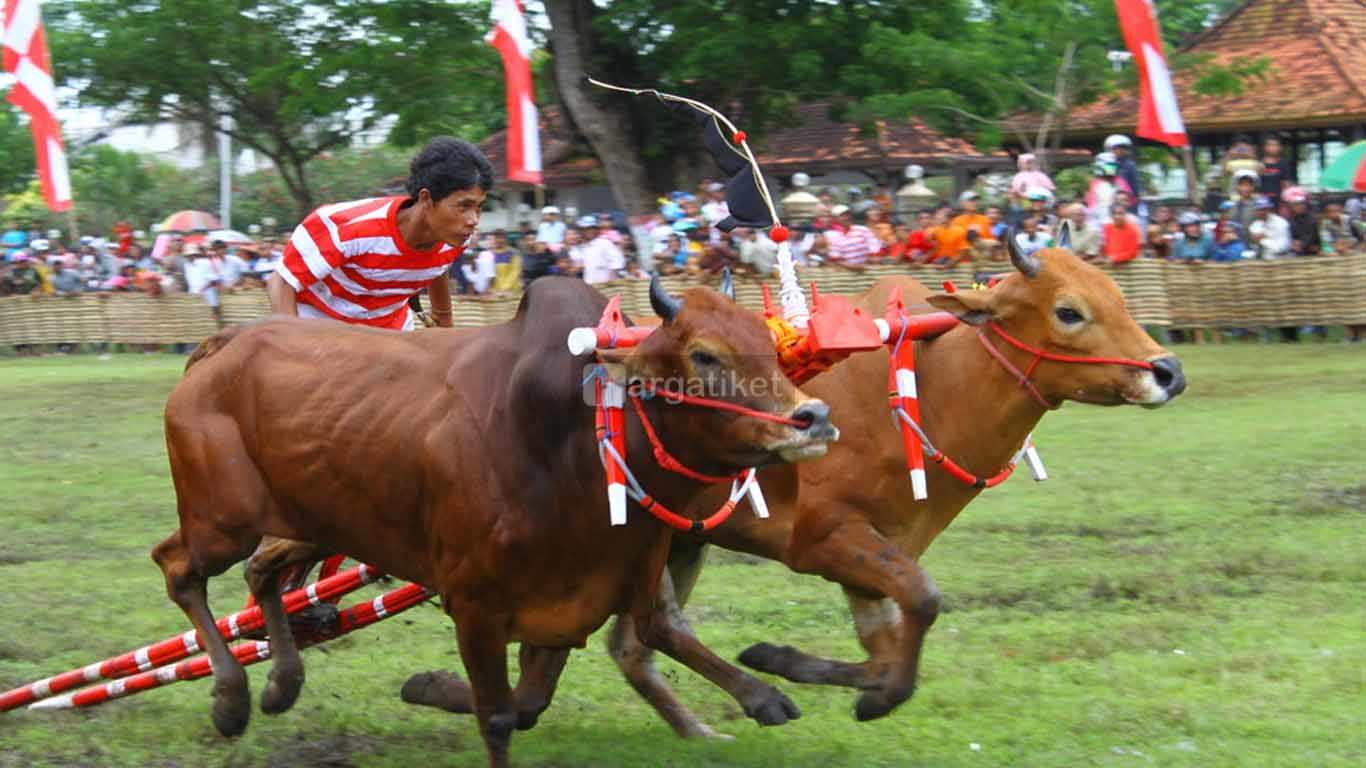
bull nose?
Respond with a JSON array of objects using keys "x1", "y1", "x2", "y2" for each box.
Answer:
[
  {"x1": 791, "y1": 401, "x2": 832, "y2": 433},
  {"x1": 1150, "y1": 356, "x2": 1186, "y2": 398}
]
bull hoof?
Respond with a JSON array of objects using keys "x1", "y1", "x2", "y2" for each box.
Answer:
[
  {"x1": 854, "y1": 687, "x2": 910, "y2": 722},
  {"x1": 211, "y1": 684, "x2": 251, "y2": 738},
  {"x1": 744, "y1": 686, "x2": 801, "y2": 726},
  {"x1": 260, "y1": 670, "x2": 304, "y2": 715},
  {"x1": 737, "y1": 642, "x2": 794, "y2": 676},
  {"x1": 486, "y1": 712, "x2": 518, "y2": 740},
  {"x1": 400, "y1": 670, "x2": 473, "y2": 713}
]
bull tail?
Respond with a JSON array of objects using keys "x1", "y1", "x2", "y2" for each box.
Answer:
[{"x1": 184, "y1": 325, "x2": 246, "y2": 373}]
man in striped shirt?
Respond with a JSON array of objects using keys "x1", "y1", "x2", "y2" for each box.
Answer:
[{"x1": 267, "y1": 137, "x2": 493, "y2": 330}]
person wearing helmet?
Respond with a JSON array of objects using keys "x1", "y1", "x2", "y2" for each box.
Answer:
[
  {"x1": 1085, "y1": 154, "x2": 1131, "y2": 228},
  {"x1": 1024, "y1": 186, "x2": 1058, "y2": 233},
  {"x1": 1104, "y1": 135, "x2": 1142, "y2": 207},
  {"x1": 1171, "y1": 212, "x2": 1213, "y2": 261}
]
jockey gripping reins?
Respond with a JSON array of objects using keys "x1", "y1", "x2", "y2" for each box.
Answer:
[{"x1": 590, "y1": 366, "x2": 803, "y2": 533}]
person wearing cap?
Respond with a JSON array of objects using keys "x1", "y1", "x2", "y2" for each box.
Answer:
[
  {"x1": 27, "y1": 240, "x2": 55, "y2": 295},
  {"x1": 8, "y1": 252, "x2": 43, "y2": 295},
  {"x1": 1170, "y1": 213, "x2": 1214, "y2": 261},
  {"x1": 49, "y1": 253, "x2": 83, "y2": 296},
  {"x1": 1104, "y1": 135, "x2": 1142, "y2": 206},
  {"x1": 701, "y1": 182, "x2": 730, "y2": 226},
  {"x1": 577, "y1": 217, "x2": 625, "y2": 285},
  {"x1": 1282, "y1": 186, "x2": 1320, "y2": 256},
  {"x1": 1212, "y1": 219, "x2": 1246, "y2": 262},
  {"x1": 536, "y1": 206, "x2": 566, "y2": 246},
  {"x1": 183, "y1": 243, "x2": 226, "y2": 326},
  {"x1": 823, "y1": 204, "x2": 879, "y2": 268},
  {"x1": 1248, "y1": 196, "x2": 1290, "y2": 259},
  {"x1": 950, "y1": 191, "x2": 993, "y2": 242}
]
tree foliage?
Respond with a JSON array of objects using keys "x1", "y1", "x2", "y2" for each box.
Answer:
[
  {"x1": 48, "y1": 0, "x2": 502, "y2": 219},
  {"x1": 0, "y1": 110, "x2": 38, "y2": 196}
]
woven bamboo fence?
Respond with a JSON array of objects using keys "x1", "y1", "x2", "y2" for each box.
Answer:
[{"x1": 2, "y1": 254, "x2": 1364, "y2": 345}]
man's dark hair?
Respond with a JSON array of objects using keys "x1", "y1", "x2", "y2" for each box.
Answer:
[
  {"x1": 211, "y1": 240, "x2": 226, "y2": 250},
  {"x1": 406, "y1": 137, "x2": 494, "y2": 201}
]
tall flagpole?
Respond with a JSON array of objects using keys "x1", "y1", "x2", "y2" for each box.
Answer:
[{"x1": 218, "y1": 113, "x2": 232, "y2": 230}]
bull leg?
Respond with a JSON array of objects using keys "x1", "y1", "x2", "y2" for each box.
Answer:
[
  {"x1": 740, "y1": 522, "x2": 940, "y2": 722},
  {"x1": 630, "y1": 541, "x2": 800, "y2": 730},
  {"x1": 400, "y1": 643, "x2": 569, "y2": 730},
  {"x1": 243, "y1": 538, "x2": 326, "y2": 714},
  {"x1": 737, "y1": 590, "x2": 898, "y2": 689},
  {"x1": 607, "y1": 543, "x2": 742, "y2": 738},
  {"x1": 152, "y1": 528, "x2": 258, "y2": 737},
  {"x1": 452, "y1": 608, "x2": 517, "y2": 768}
]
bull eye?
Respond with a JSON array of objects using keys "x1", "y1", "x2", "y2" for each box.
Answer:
[
  {"x1": 690, "y1": 349, "x2": 721, "y2": 368},
  {"x1": 1054, "y1": 306, "x2": 1085, "y2": 325}
]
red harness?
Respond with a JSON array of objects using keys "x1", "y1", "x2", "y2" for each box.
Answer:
[
  {"x1": 976, "y1": 321, "x2": 1154, "y2": 411},
  {"x1": 886, "y1": 295, "x2": 1155, "y2": 496},
  {"x1": 592, "y1": 371, "x2": 800, "y2": 532}
]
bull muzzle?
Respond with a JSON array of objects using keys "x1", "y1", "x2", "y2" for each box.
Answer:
[{"x1": 773, "y1": 398, "x2": 839, "y2": 462}]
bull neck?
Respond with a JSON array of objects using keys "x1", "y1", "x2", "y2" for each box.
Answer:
[{"x1": 915, "y1": 323, "x2": 1050, "y2": 476}]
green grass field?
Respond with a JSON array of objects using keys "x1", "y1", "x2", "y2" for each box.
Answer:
[{"x1": 0, "y1": 345, "x2": 1363, "y2": 767}]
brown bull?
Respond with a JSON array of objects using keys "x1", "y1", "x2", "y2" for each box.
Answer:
[
  {"x1": 405, "y1": 243, "x2": 1186, "y2": 736},
  {"x1": 152, "y1": 276, "x2": 836, "y2": 767}
]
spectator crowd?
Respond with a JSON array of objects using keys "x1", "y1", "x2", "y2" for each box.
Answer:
[{"x1": 4, "y1": 132, "x2": 1364, "y2": 353}]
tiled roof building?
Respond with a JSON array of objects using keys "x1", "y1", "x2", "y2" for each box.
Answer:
[{"x1": 1059, "y1": 0, "x2": 1366, "y2": 137}]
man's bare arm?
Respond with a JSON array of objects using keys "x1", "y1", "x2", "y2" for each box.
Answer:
[
  {"x1": 427, "y1": 272, "x2": 453, "y2": 327},
  {"x1": 267, "y1": 273, "x2": 299, "y2": 317}
]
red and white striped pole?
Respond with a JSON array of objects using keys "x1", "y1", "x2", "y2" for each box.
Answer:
[
  {"x1": 1, "y1": 564, "x2": 383, "y2": 712},
  {"x1": 28, "y1": 583, "x2": 433, "y2": 711}
]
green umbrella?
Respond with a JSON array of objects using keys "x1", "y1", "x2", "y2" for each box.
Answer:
[{"x1": 1320, "y1": 140, "x2": 1366, "y2": 192}]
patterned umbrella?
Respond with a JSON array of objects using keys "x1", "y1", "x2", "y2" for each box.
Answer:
[
  {"x1": 157, "y1": 210, "x2": 221, "y2": 232},
  {"x1": 1320, "y1": 140, "x2": 1366, "y2": 193}
]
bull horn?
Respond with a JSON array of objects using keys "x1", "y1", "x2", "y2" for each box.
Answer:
[
  {"x1": 718, "y1": 266, "x2": 735, "y2": 301},
  {"x1": 1056, "y1": 219, "x2": 1072, "y2": 250},
  {"x1": 1006, "y1": 225, "x2": 1041, "y2": 278},
  {"x1": 649, "y1": 275, "x2": 683, "y2": 322}
]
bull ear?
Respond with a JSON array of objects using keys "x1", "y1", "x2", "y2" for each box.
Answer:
[
  {"x1": 1005, "y1": 225, "x2": 1042, "y2": 278},
  {"x1": 718, "y1": 266, "x2": 735, "y2": 301},
  {"x1": 1056, "y1": 219, "x2": 1072, "y2": 250},
  {"x1": 926, "y1": 289, "x2": 994, "y2": 326},
  {"x1": 649, "y1": 275, "x2": 682, "y2": 322}
]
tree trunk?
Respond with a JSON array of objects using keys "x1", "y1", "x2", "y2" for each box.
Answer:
[{"x1": 544, "y1": 0, "x2": 655, "y2": 215}]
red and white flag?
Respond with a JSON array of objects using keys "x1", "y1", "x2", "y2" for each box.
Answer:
[
  {"x1": 2, "y1": 0, "x2": 71, "y2": 211},
  {"x1": 1115, "y1": 0, "x2": 1187, "y2": 147},
  {"x1": 486, "y1": 0, "x2": 542, "y2": 185}
]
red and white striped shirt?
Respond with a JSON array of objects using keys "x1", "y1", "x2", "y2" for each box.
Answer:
[{"x1": 275, "y1": 196, "x2": 463, "y2": 330}]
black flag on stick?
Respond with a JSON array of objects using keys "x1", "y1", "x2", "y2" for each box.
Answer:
[
  {"x1": 663, "y1": 101, "x2": 772, "y2": 232},
  {"x1": 585, "y1": 76, "x2": 777, "y2": 233}
]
